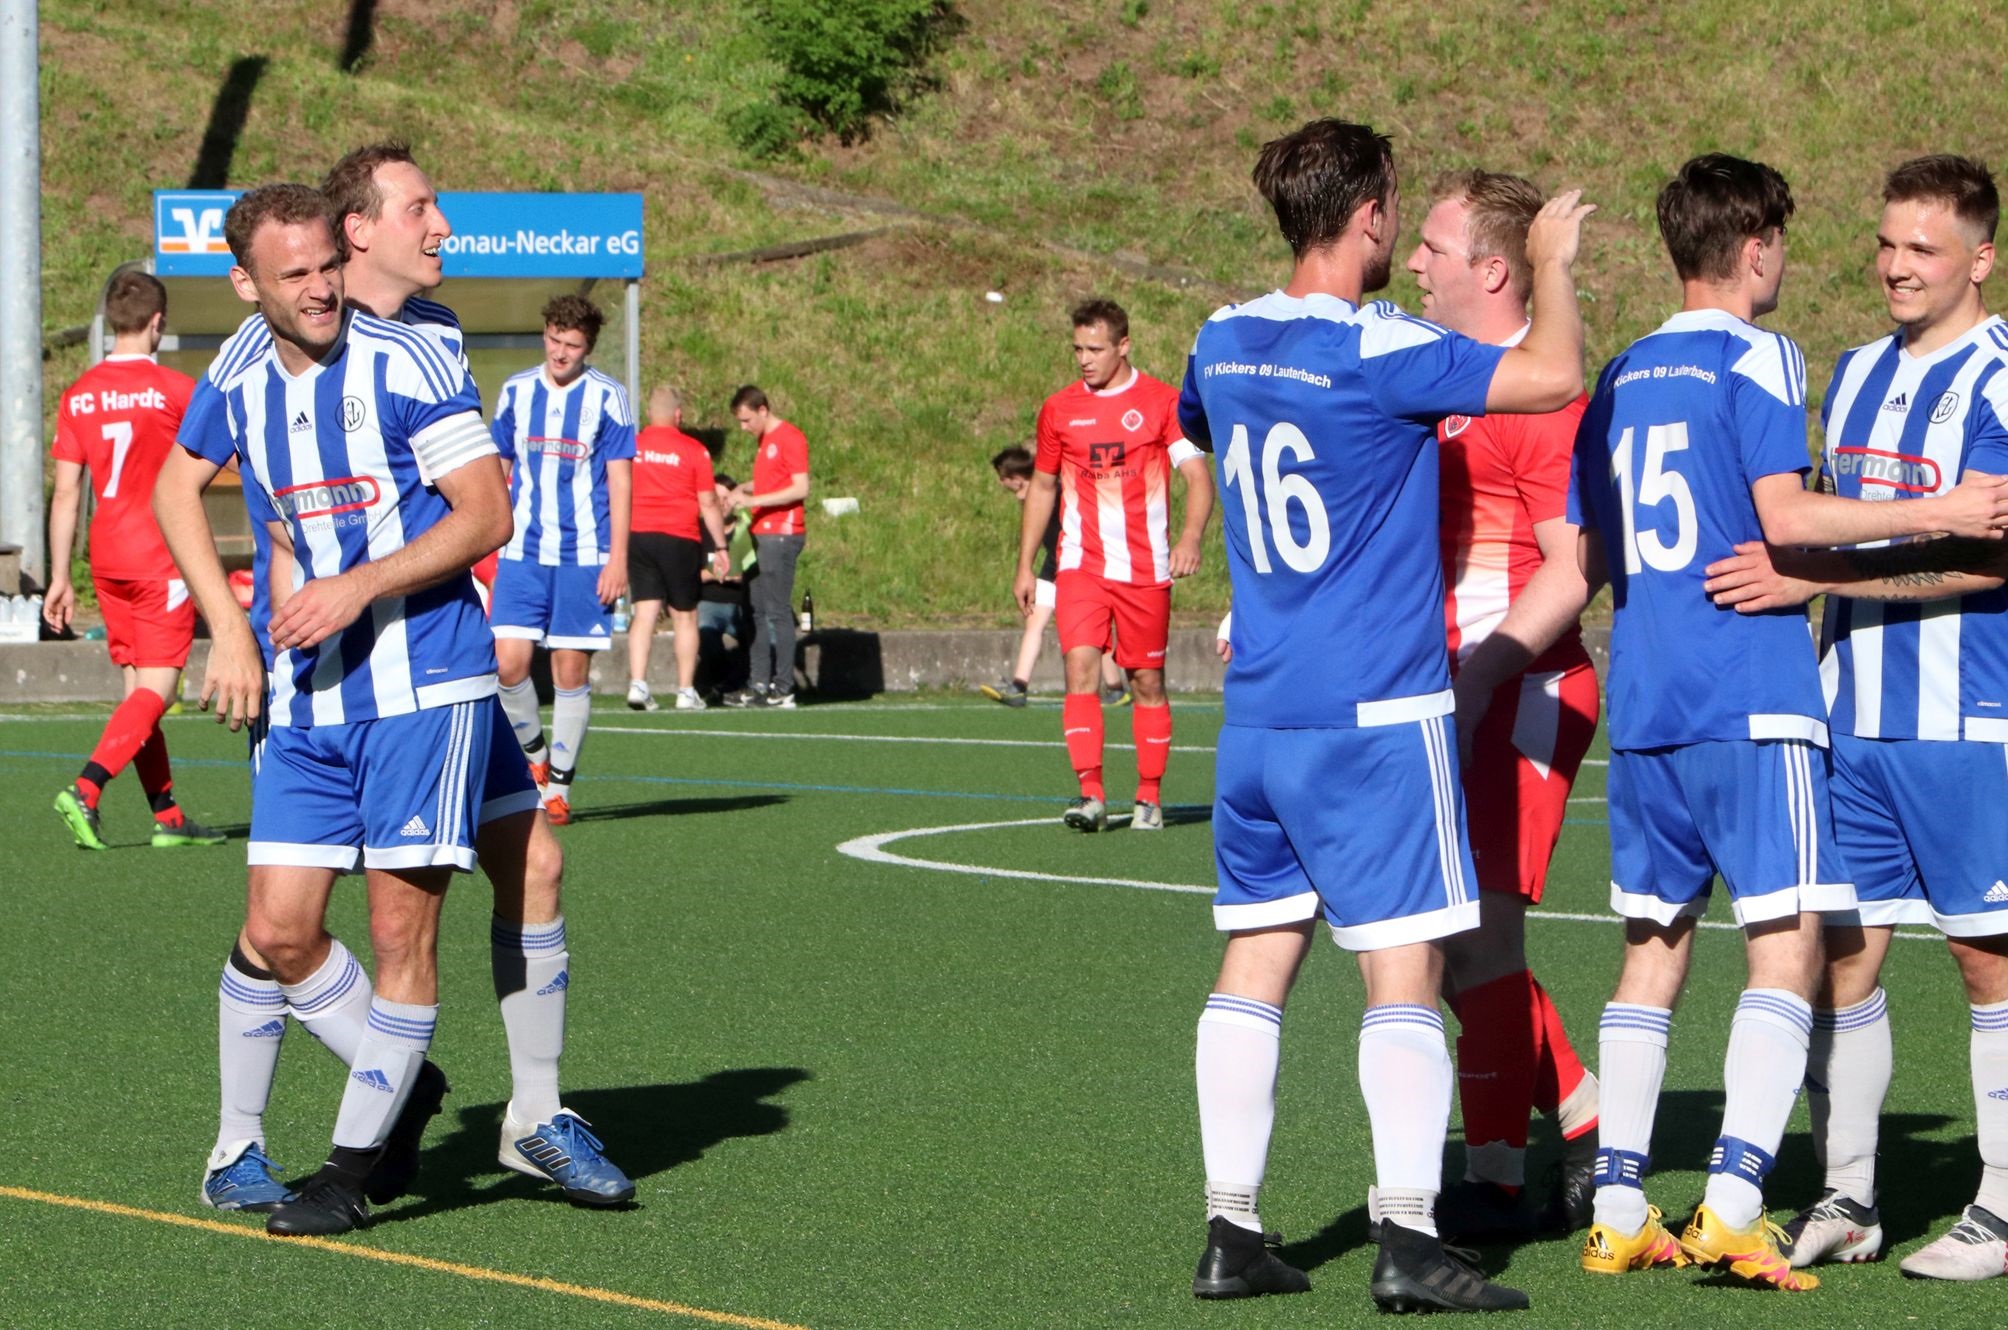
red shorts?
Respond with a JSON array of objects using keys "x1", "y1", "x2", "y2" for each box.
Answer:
[
  {"x1": 1461, "y1": 654, "x2": 1599, "y2": 902},
  {"x1": 1055, "y1": 570, "x2": 1169, "y2": 670},
  {"x1": 97, "y1": 575, "x2": 196, "y2": 669}
]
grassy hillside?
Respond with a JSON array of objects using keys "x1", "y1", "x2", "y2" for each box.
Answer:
[{"x1": 36, "y1": 0, "x2": 2008, "y2": 625}]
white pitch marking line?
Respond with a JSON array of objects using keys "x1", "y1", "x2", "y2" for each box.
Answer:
[
  {"x1": 596, "y1": 725, "x2": 1214, "y2": 754},
  {"x1": 837, "y1": 816, "x2": 1938, "y2": 942}
]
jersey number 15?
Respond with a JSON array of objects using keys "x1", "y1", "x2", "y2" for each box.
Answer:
[
  {"x1": 1612, "y1": 422, "x2": 1697, "y2": 574},
  {"x1": 1221, "y1": 422, "x2": 1332, "y2": 574}
]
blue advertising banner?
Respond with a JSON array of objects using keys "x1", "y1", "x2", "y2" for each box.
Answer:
[{"x1": 153, "y1": 191, "x2": 645, "y2": 279}]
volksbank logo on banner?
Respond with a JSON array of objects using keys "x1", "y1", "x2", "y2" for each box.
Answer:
[{"x1": 153, "y1": 191, "x2": 645, "y2": 278}]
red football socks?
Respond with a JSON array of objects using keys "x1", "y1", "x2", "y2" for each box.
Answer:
[
  {"x1": 1062, "y1": 693, "x2": 1105, "y2": 800},
  {"x1": 1132, "y1": 702, "x2": 1171, "y2": 804},
  {"x1": 1451, "y1": 970, "x2": 1540, "y2": 1153},
  {"x1": 80, "y1": 689, "x2": 166, "y2": 807},
  {"x1": 1531, "y1": 973, "x2": 1593, "y2": 1131}
]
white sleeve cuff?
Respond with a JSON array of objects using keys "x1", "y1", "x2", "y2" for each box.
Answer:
[
  {"x1": 1216, "y1": 611, "x2": 1232, "y2": 641},
  {"x1": 1169, "y1": 439, "x2": 1204, "y2": 468},
  {"x1": 411, "y1": 411, "x2": 499, "y2": 486}
]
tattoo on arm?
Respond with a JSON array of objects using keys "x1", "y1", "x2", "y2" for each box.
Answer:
[{"x1": 1836, "y1": 534, "x2": 2001, "y2": 587}]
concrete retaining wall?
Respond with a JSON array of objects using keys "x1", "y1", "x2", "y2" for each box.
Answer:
[{"x1": 0, "y1": 624, "x2": 1612, "y2": 706}]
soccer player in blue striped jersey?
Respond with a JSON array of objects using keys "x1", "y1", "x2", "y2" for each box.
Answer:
[
  {"x1": 163, "y1": 164, "x2": 631, "y2": 1227},
  {"x1": 1702, "y1": 155, "x2": 2008, "y2": 1279},
  {"x1": 1568, "y1": 154, "x2": 2008, "y2": 1291},
  {"x1": 154, "y1": 182, "x2": 514, "y2": 1235},
  {"x1": 489, "y1": 295, "x2": 635, "y2": 826},
  {"x1": 1177, "y1": 118, "x2": 1594, "y2": 1314}
]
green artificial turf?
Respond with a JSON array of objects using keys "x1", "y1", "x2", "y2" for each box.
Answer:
[{"x1": 0, "y1": 697, "x2": 1997, "y2": 1328}]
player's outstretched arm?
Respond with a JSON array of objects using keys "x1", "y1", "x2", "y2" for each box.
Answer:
[
  {"x1": 1014, "y1": 470, "x2": 1060, "y2": 616},
  {"x1": 152, "y1": 447, "x2": 263, "y2": 729},
  {"x1": 41, "y1": 460, "x2": 85, "y2": 631},
  {"x1": 267, "y1": 454, "x2": 513, "y2": 653},
  {"x1": 1169, "y1": 454, "x2": 1214, "y2": 578},
  {"x1": 1704, "y1": 536, "x2": 2008, "y2": 613},
  {"x1": 1752, "y1": 469, "x2": 2008, "y2": 548},
  {"x1": 1484, "y1": 191, "x2": 1594, "y2": 416}
]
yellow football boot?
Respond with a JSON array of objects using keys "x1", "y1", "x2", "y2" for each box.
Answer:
[
  {"x1": 1679, "y1": 1203, "x2": 1819, "y2": 1290},
  {"x1": 1581, "y1": 1205, "x2": 1692, "y2": 1274}
]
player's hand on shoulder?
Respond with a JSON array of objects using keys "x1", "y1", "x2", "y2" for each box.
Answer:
[
  {"x1": 1525, "y1": 189, "x2": 1595, "y2": 271},
  {"x1": 268, "y1": 573, "x2": 369, "y2": 653},
  {"x1": 1934, "y1": 470, "x2": 2008, "y2": 541},
  {"x1": 1170, "y1": 535, "x2": 1203, "y2": 579},
  {"x1": 1703, "y1": 541, "x2": 1815, "y2": 613}
]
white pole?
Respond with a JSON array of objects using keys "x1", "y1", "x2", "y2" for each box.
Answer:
[
  {"x1": 624, "y1": 278, "x2": 640, "y2": 409},
  {"x1": 0, "y1": 0, "x2": 43, "y2": 587}
]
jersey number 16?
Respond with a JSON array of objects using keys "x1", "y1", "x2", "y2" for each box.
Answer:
[{"x1": 1220, "y1": 422, "x2": 1332, "y2": 575}]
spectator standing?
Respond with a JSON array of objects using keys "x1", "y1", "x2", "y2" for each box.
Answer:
[
  {"x1": 627, "y1": 386, "x2": 729, "y2": 711},
  {"x1": 723, "y1": 386, "x2": 809, "y2": 708}
]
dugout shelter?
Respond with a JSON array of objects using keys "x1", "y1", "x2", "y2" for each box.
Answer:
[{"x1": 96, "y1": 190, "x2": 646, "y2": 561}]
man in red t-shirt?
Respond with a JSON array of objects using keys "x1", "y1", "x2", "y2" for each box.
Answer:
[
  {"x1": 1015, "y1": 299, "x2": 1215, "y2": 832},
  {"x1": 45, "y1": 269, "x2": 223, "y2": 850},
  {"x1": 1407, "y1": 171, "x2": 1601, "y2": 1237},
  {"x1": 724, "y1": 385, "x2": 810, "y2": 708},
  {"x1": 627, "y1": 385, "x2": 729, "y2": 710}
]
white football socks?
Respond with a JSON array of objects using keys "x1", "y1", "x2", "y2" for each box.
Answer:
[
  {"x1": 494, "y1": 915, "x2": 569, "y2": 1125},
  {"x1": 1196, "y1": 993, "x2": 1283, "y2": 1232},
  {"x1": 1972, "y1": 1000, "x2": 2008, "y2": 1219},
  {"x1": 1592, "y1": 1003, "x2": 1671, "y2": 1236},
  {"x1": 1359, "y1": 1003, "x2": 1451, "y2": 1237},
  {"x1": 331, "y1": 999, "x2": 436, "y2": 1152},
  {"x1": 1808, "y1": 987, "x2": 1890, "y2": 1207},
  {"x1": 498, "y1": 676, "x2": 546, "y2": 761},
  {"x1": 1703, "y1": 988, "x2": 1812, "y2": 1230},
  {"x1": 213, "y1": 951, "x2": 286, "y2": 1162},
  {"x1": 281, "y1": 939, "x2": 373, "y2": 1066},
  {"x1": 549, "y1": 685, "x2": 592, "y2": 780}
]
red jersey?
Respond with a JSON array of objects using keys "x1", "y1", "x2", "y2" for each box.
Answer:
[
  {"x1": 632, "y1": 425, "x2": 715, "y2": 541},
  {"x1": 51, "y1": 356, "x2": 195, "y2": 581},
  {"x1": 1438, "y1": 394, "x2": 1589, "y2": 674},
  {"x1": 1034, "y1": 369, "x2": 1192, "y2": 587},
  {"x1": 750, "y1": 420, "x2": 810, "y2": 536}
]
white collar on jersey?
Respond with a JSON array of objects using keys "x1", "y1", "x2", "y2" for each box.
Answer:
[
  {"x1": 1089, "y1": 367, "x2": 1141, "y2": 397},
  {"x1": 102, "y1": 353, "x2": 158, "y2": 363},
  {"x1": 1655, "y1": 308, "x2": 1759, "y2": 336},
  {"x1": 1895, "y1": 312, "x2": 2006, "y2": 367},
  {"x1": 1498, "y1": 321, "x2": 1531, "y2": 349}
]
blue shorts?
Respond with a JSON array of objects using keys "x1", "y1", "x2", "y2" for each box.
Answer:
[
  {"x1": 491, "y1": 559, "x2": 612, "y2": 651},
  {"x1": 1831, "y1": 734, "x2": 2008, "y2": 936},
  {"x1": 248, "y1": 697, "x2": 541, "y2": 872},
  {"x1": 1608, "y1": 739, "x2": 1855, "y2": 928},
  {"x1": 1212, "y1": 717, "x2": 1479, "y2": 951}
]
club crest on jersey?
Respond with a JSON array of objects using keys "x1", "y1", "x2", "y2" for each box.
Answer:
[
  {"x1": 1121, "y1": 408, "x2": 1144, "y2": 432},
  {"x1": 341, "y1": 396, "x2": 369, "y2": 432},
  {"x1": 1089, "y1": 441, "x2": 1127, "y2": 470},
  {"x1": 1443, "y1": 415, "x2": 1474, "y2": 438},
  {"x1": 1831, "y1": 446, "x2": 1941, "y2": 494},
  {"x1": 1931, "y1": 392, "x2": 1962, "y2": 425},
  {"x1": 273, "y1": 476, "x2": 383, "y2": 520}
]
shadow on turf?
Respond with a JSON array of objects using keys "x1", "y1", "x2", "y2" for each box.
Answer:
[
  {"x1": 563, "y1": 794, "x2": 788, "y2": 825},
  {"x1": 371, "y1": 1067, "x2": 810, "y2": 1222}
]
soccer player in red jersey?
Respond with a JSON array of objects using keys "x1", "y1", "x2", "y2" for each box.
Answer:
[
  {"x1": 1407, "y1": 171, "x2": 1602, "y2": 1237},
  {"x1": 45, "y1": 269, "x2": 224, "y2": 850},
  {"x1": 627, "y1": 384, "x2": 729, "y2": 710},
  {"x1": 1014, "y1": 299, "x2": 1214, "y2": 831}
]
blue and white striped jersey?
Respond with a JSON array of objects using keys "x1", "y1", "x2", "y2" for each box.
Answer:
[
  {"x1": 1568, "y1": 309, "x2": 1826, "y2": 750},
  {"x1": 1817, "y1": 316, "x2": 2008, "y2": 741},
  {"x1": 490, "y1": 366, "x2": 636, "y2": 566},
  {"x1": 181, "y1": 299, "x2": 471, "y2": 668},
  {"x1": 1176, "y1": 292, "x2": 1505, "y2": 729},
  {"x1": 186, "y1": 309, "x2": 500, "y2": 727}
]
